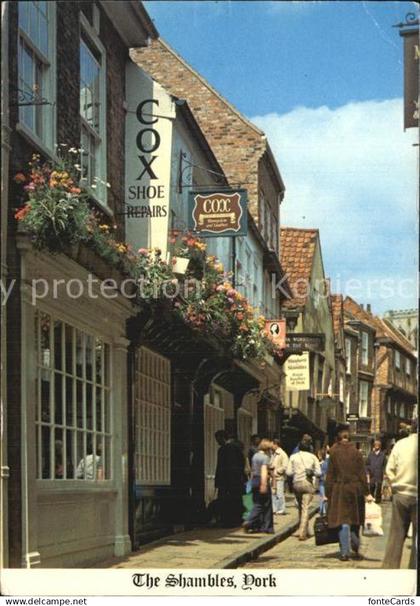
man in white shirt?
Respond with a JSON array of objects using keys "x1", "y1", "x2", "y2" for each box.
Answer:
[
  {"x1": 286, "y1": 438, "x2": 321, "y2": 540},
  {"x1": 269, "y1": 439, "x2": 289, "y2": 515},
  {"x1": 382, "y1": 419, "x2": 417, "y2": 569}
]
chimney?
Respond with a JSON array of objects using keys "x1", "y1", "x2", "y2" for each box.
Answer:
[{"x1": 367, "y1": 304, "x2": 371, "y2": 313}]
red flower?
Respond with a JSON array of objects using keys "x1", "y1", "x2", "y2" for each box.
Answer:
[
  {"x1": 14, "y1": 173, "x2": 26, "y2": 183},
  {"x1": 14, "y1": 204, "x2": 32, "y2": 221}
]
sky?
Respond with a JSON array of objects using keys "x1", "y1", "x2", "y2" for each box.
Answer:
[{"x1": 144, "y1": 0, "x2": 419, "y2": 314}]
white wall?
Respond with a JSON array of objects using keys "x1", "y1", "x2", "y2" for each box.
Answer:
[{"x1": 18, "y1": 241, "x2": 132, "y2": 567}]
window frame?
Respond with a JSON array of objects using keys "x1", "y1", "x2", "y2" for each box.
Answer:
[
  {"x1": 79, "y1": 12, "x2": 108, "y2": 207},
  {"x1": 361, "y1": 331, "x2": 369, "y2": 365},
  {"x1": 17, "y1": 1, "x2": 56, "y2": 154},
  {"x1": 134, "y1": 347, "x2": 171, "y2": 486},
  {"x1": 35, "y1": 310, "x2": 113, "y2": 484},
  {"x1": 358, "y1": 380, "x2": 369, "y2": 418},
  {"x1": 345, "y1": 338, "x2": 352, "y2": 373}
]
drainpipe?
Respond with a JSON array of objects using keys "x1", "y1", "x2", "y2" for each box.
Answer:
[{"x1": 1, "y1": 0, "x2": 11, "y2": 568}]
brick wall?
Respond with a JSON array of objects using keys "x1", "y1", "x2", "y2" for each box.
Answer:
[
  {"x1": 6, "y1": 0, "x2": 131, "y2": 566},
  {"x1": 10, "y1": 1, "x2": 127, "y2": 228},
  {"x1": 131, "y1": 39, "x2": 278, "y2": 224}
]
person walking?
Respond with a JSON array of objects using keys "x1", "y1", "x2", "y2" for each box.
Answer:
[
  {"x1": 247, "y1": 434, "x2": 260, "y2": 467},
  {"x1": 214, "y1": 430, "x2": 246, "y2": 527},
  {"x1": 382, "y1": 419, "x2": 417, "y2": 569},
  {"x1": 292, "y1": 433, "x2": 314, "y2": 454},
  {"x1": 325, "y1": 426, "x2": 373, "y2": 562},
  {"x1": 270, "y1": 438, "x2": 289, "y2": 515},
  {"x1": 286, "y1": 437, "x2": 321, "y2": 540},
  {"x1": 366, "y1": 440, "x2": 386, "y2": 503},
  {"x1": 317, "y1": 446, "x2": 330, "y2": 515},
  {"x1": 243, "y1": 439, "x2": 274, "y2": 534}
]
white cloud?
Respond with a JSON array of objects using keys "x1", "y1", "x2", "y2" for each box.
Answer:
[{"x1": 251, "y1": 98, "x2": 418, "y2": 313}]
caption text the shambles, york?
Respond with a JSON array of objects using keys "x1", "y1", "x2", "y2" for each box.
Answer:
[{"x1": 132, "y1": 572, "x2": 277, "y2": 591}]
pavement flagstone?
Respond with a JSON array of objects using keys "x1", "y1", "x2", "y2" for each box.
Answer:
[{"x1": 93, "y1": 494, "x2": 318, "y2": 569}]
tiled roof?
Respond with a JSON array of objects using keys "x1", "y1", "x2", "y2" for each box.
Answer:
[
  {"x1": 330, "y1": 294, "x2": 344, "y2": 337},
  {"x1": 343, "y1": 297, "x2": 377, "y2": 328},
  {"x1": 343, "y1": 297, "x2": 416, "y2": 357},
  {"x1": 377, "y1": 317, "x2": 417, "y2": 357},
  {"x1": 280, "y1": 228, "x2": 318, "y2": 308}
]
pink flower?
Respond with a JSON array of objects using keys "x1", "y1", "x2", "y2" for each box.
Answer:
[
  {"x1": 24, "y1": 183, "x2": 36, "y2": 192},
  {"x1": 227, "y1": 289, "x2": 236, "y2": 298},
  {"x1": 138, "y1": 248, "x2": 148, "y2": 256},
  {"x1": 216, "y1": 285, "x2": 225, "y2": 292}
]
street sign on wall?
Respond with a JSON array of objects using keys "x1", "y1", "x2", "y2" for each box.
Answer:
[
  {"x1": 264, "y1": 320, "x2": 286, "y2": 349},
  {"x1": 188, "y1": 189, "x2": 248, "y2": 237},
  {"x1": 286, "y1": 333, "x2": 325, "y2": 353},
  {"x1": 285, "y1": 351, "x2": 310, "y2": 391}
]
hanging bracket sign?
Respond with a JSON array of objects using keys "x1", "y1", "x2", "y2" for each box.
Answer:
[
  {"x1": 188, "y1": 189, "x2": 248, "y2": 237},
  {"x1": 265, "y1": 320, "x2": 286, "y2": 349}
]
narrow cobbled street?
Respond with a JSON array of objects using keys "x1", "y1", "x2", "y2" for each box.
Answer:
[{"x1": 240, "y1": 502, "x2": 412, "y2": 569}]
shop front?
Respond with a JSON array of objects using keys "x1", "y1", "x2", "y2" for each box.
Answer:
[{"x1": 14, "y1": 237, "x2": 133, "y2": 567}]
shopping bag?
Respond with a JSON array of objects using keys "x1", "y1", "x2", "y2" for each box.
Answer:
[
  {"x1": 242, "y1": 492, "x2": 253, "y2": 520},
  {"x1": 363, "y1": 501, "x2": 384, "y2": 536}
]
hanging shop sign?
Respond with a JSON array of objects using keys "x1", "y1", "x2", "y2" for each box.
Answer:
[
  {"x1": 125, "y1": 63, "x2": 175, "y2": 256},
  {"x1": 264, "y1": 320, "x2": 286, "y2": 349},
  {"x1": 401, "y1": 29, "x2": 419, "y2": 129},
  {"x1": 286, "y1": 333, "x2": 325, "y2": 353},
  {"x1": 285, "y1": 351, "x2": 310, "y2": 391},
  {"x1": 188, "y1": 189, "x2": 248, "y2": 237}
]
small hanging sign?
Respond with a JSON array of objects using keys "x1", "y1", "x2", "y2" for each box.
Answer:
[{"x1": 188, "y1": 189, "x2": 248, "y2": 237}]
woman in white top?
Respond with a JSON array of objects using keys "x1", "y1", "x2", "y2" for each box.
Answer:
[{"x1": 286, "y1": 438, "x2": 321, "y2": 540}]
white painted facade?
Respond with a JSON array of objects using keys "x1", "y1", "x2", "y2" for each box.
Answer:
[{"x1": 17, "y1": 236, "x2": 132, "y2": 567}]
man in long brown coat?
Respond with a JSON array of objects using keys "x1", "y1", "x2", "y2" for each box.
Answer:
[{"x1": 325, "y1": 427, "x2": 373, "y2": 561}]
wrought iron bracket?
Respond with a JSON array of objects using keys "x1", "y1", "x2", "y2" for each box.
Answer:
[
  {"x1": 10, "y1": 86, "x2": 51, "y2": 107},
  {"x1": 392, "y1": 12, "x2": 420, "y2": 29}
]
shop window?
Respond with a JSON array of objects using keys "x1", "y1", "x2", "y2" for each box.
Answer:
[
  {"x1": 134, "y1": 347, "x2": 171, "y2": 485},
  {"x1": 18, "y1": 1, "x2": 56, "y2": 150},
  {"x1": 361, "y1": 331, "x2": 369, "y2": 365},
  {"x1": 80, "y1": 14, "x2": 107, "y2": 204},
  {"x1": 359, "y1": 381, "x2": 369, "y2": 418},
  {"x1": 35, "y1": 312, "x2": 112, "y2": 480}
]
